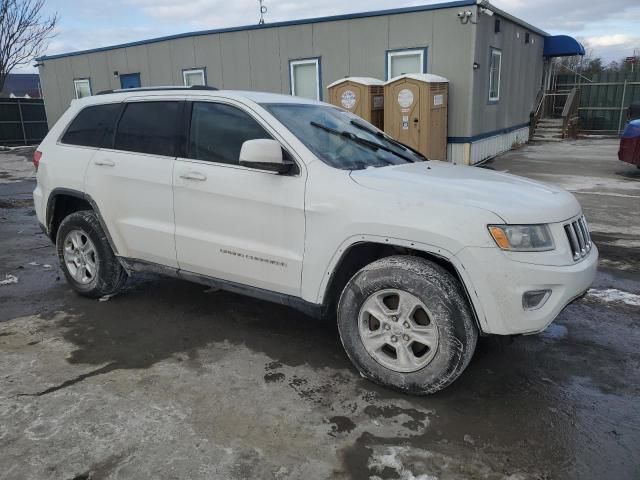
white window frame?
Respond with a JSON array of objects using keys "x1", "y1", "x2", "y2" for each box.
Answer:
[
  {"x1": 489, "y1": 48, "x2": 502, "y2": 102},
  {"x1": 386, "y1": 49, "x2": 425, "y2": 80},
  {"x1": 73, "y1": 78, "x2": 91, "y2": 99},
  {"x1": 183, "y1": 68, "x2": 206, "y2": 86},
  {"x1": 289, "y1": 58, "x2": 320, "y2": 101}
]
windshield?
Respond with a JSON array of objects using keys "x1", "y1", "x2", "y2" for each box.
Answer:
[{"x1": 263, "y1": 103, "x2": 425, "y2": 170}]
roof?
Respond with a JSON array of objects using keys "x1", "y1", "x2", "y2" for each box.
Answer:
[
  {"x1": 36, "y1": 0, "x2": 550, "y2": 62},
  {"x1": 326, "y1": 77, "x2": 385, "y2": 89},
  {"x1": 384, "y1": 73, "x2": 449, "y2": 84},
  {"x1": 1, "y1": 73, "x2": 41, "y2": 98}
]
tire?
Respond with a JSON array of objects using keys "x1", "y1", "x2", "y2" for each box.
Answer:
[
  {"x1": 56, "y1": 210, "x2": 128, "y2": 298},
  {"x1": 337, "y1": 255, "x2": 478, "y2": 395}
]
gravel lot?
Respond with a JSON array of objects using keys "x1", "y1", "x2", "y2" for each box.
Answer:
[{"x1": 0, "y1": 139, "x2": 638, "y2": 480}]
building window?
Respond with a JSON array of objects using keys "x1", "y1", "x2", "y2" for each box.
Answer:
[
  {"x1": 289, "y1": 58, "x2": 321, "y2": 101},
  {"x1": 73, "y1": 79, "x2": 91, "y2": 99},
  {"x1": 183, "y1": 68, "x2": 206, "y2": 87},
  {"x1": 489, "y1": 48, "x2": 502, "y2": 102},
  {"x1": 387, "y1": 48, "x2": 426, "y2": 80},
  {"x1": 525, "y1": 32, "x2": 530, "y2": 44},
  {"x1": 494, "y1": 19, "x2": 501, "y2": 33}
]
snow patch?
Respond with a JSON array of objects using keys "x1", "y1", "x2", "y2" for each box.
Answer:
[
  {"x1": 368, "y1": 446, "x2": 437, "y2": 480},
  {"x1": 586, "y1": 288, "x2": 640, "y2": 307},
  {"x1": 0, "y1": 274, "x2": 18, "y2": 285}
]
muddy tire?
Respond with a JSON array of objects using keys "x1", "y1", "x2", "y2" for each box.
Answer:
[
  {"x1": 337, "y1": 255, "x2": 477, "y2": 395},
  {"x1": 56, "y1": 210, "x2": 127, "y2": 298}
]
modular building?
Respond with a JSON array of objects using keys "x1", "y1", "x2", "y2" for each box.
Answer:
[{"x1": 35, "y1": 0, "x2": 582, "y2": 164}]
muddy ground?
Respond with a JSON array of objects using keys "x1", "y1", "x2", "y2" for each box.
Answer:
[{"x1": 0, "y1": 140, "x2": 638, "y2": 479}]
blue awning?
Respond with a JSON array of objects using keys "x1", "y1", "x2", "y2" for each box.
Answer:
[{"x1": 544, "y1": 35, "x2": 585, "y2": 57}]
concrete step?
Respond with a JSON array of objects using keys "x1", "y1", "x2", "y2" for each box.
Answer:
[
  {"x1": 535, "y1": 126, "x2": 563, "y2": 133},
  {"x1": 532, "y1": 135, "x2": 563, "y2": 142},
  {"x1": 537, "y1": 118, "x2": 564, "y2": 126}
]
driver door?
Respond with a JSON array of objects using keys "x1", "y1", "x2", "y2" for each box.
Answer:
[{"x1": 173, "y1": 100, "x2": 306, "y2": 296}]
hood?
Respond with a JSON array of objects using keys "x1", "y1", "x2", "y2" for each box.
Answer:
[{"x1": 350, "y1": 161, "x2": 581, "y2": 224}]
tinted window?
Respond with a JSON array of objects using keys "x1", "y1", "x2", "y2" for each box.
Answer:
[
  {"x1": 115, "y1": 101, "x2": 180, "y2": 156},
  {"x1": 189, "y1": 102, "x2": 271, "y2": 165},
  {"x1": 61, "y1": 104, "x2": 121, "y2": 148}
]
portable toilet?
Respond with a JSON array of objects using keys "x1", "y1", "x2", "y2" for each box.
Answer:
[
  {"x1": 327, "y1": 77, "x2": 385, "y2": 130},
  {"x1": 383, "y1": 74, "x2": 449, "y2": 160}
]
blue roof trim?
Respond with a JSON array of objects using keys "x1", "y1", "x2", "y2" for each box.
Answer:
[
  {"x1": 36, "y1": 0, "x2": 477, "y2": 61},
  {"x1": 543, "y1": 35, "x2": 585, "y2": 57}
]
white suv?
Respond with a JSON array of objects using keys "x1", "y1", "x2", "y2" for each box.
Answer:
[{"x1": 33, "y1": 87, "x2": 598, "y2": 394}]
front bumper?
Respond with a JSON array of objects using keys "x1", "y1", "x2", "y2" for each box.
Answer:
[{"x1": 455, "y1": 245, "x2": 598, "y2": 335}]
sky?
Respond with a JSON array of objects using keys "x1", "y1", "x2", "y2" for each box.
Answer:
[{"x1": 15, "y1": 0, "x2": 640, "y2": 73}]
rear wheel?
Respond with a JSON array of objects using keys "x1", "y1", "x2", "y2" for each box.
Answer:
[
  {"x1": 337, "y1": 255, "x2": 478, "y2": 395},
  {"x1": 56, "y1": 210, "x2": 127, "y2": 298}
]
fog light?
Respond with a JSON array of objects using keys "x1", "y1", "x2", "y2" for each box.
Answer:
[{"x1": 522, "y1": 289, "x2": 551, "y2": 310}]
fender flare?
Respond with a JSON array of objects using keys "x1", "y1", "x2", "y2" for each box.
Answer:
[
  {"x1": 46, "y1": 187, "x2": 121, "y2": 257},
  {"x1": 315, "y1": 234, "x2": 489, "y2": 333}
]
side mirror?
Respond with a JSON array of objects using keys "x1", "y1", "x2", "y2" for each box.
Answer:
[{"x1": 239, "y1": 139, "x2": 293, "y2": 174}]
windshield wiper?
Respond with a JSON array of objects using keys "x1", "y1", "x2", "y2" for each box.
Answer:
[
  {"x1": 350, "y1": 120, "x2": 428, "y2": 161},
  {"x1": 311, "y1": 121, "x2": 418, "y2": 164},
  {"x1": 310, "y1": 121, "x2": 386, "y2": 153}
]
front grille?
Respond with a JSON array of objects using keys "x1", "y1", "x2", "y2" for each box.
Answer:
[{"x1": 564, "y1": 216, "x2": 592, "y2": 261}]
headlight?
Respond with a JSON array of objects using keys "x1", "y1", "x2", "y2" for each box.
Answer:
[{"x1": 488, "y1": 224, "x2": 554, "y2": 251}]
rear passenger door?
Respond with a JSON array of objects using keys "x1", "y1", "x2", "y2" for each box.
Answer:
[
  {"x1": 173, "y1": 100, "x2": 306, "y2": 296},
  {"x1": 86, "y1": 99, "x2": 182, "y2": 267}
]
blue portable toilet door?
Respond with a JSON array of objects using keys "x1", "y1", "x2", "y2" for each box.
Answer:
[{"x1": 120, "y1": 73, "x2": 141, "y2": 89}]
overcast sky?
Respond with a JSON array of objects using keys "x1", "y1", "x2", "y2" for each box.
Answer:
[{"x1": 16, "y1": 0, "x2": 640, "y2": 73}]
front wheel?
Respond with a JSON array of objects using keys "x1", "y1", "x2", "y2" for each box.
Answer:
[
  {"x1": 337, "y1": 255, "x2": 478, "y2": 395},
  {"x1": 56, "y1": 210, "x2": 128, "y2": 298}
]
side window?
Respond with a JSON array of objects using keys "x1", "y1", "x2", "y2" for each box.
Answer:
[
  {"x1": 489, "y1": 48, "x2": 502, "y2": 102},
  {"x1": 114, "y1": 101, "x2": 181, "y2": 156},
  {"x1": 61, "y1": 103, "x2": 121, "y2": 148},
  {"x1": 188, "y1": 102, "x2": 271, "y2": 165}
]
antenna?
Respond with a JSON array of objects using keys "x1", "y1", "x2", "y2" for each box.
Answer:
[{"x1": 258, "y1": 0, "x2": 267, "y2": 24}]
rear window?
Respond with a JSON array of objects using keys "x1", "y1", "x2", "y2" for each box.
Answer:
[
  {"x1": 61, "y1": 104, "x2": 121, "y2": 148},
  {"x1": 114, "y1": 101, "x2": 181, "y2": 156}
]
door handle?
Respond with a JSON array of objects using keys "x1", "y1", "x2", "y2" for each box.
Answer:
[
  {"x1": 94, "y1": 159, "x2": 115, "y2": 167},
  {"x1": 179, "y1": 171, "x2": 207, "y2": 181}
]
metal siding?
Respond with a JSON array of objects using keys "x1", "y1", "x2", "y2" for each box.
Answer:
[
  {"x1": 124, "y1": 45, "x2": 151, "y2": 86},
  {"x1": 87, "y1": 51, "x2": 111, "y2": 94},
  {"x1": 471, "y1": 13, "x2": 544, "y2": 136},
  {"x1": 169, "y1": 37, "x2": 197, "y2": 85},
  {"x1": 106, "y1": 49, "x2": 128, "y2": 89},
  {"x1": 220, "y1": 30, "x2": 251, "y2": 90},
  {"x1": 388, "y1": 11, "x2": 433, "y2": 49},
  {"x1": 146, "y1": 41, "x2": 174, "y2": 86},
  {"x1": 194, "y1": 35, "x2": 224, "y2": 88},
  {"x1": 248, "y1": 28, "x2": 282, "y2": 93},
  {"x1": 348, "y1": 17, "x2": 388, "y2": 79},
  {"x1": 312, "y1": 20, "x2": 350, "y2": 95},
  {"x1": 38, "y1": 61, "x2": 63, "y2": 128},
  {"x1": 431, "y1": 8, "x2": 475, "y2": 138},
  {"x1": 278, "y1": 25, "x2": 313, "y2": 94}
]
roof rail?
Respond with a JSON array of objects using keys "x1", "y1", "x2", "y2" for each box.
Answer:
[{"x1": 96, "y1": 85, "x2": 218, "y2": 95}]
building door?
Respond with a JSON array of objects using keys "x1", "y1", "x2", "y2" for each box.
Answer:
[
  {"x1": 387, "y1": 80, "x2": 421, "y2": 151},
  {"x1": 119, "y1": 73, "x2": 141, "y2": 89}
]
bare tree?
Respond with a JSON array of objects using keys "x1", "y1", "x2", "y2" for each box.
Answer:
[{"x1": 0, "y1": 0, "x2": 57, "y2": 91}]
